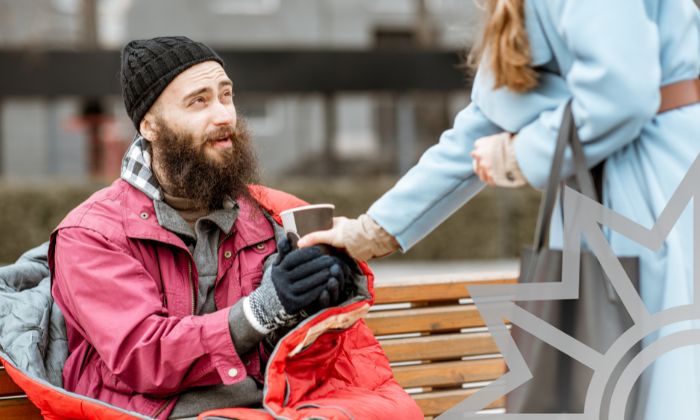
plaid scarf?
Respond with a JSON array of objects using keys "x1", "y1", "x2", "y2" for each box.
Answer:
[{"x1": 120, "y1": 135, "x2": 163, "y2": 201}]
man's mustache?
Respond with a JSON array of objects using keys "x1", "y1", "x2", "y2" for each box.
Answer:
[{"x1": 204, "y1": 126, "x2": 237, "y2": 143}]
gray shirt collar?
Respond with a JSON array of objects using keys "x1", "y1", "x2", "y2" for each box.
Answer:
[{"x1": 154, "y1": 198, "x2": 239, "y2": 241}]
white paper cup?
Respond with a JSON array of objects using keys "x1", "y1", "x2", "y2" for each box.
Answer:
[{"x1": 280, "y1": 204, "x2": 335, "y2": 241}]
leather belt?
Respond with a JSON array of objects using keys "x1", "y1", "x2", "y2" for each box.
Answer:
[{"x1": 659, "y1": 78, "x2": 700, "y2": 114}]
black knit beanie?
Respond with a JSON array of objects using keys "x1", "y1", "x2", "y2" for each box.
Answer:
[{"x1": 120, "y1": 36, "x2": 224, "y2": 130}]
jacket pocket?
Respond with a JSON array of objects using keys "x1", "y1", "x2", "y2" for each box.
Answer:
[{"x1": 240, "y1": 269, "x2": 263, "y2": 296}]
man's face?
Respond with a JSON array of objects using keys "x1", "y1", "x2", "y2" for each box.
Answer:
[
  {"x1": 144, "y1": 61, "x2": 259, "y2": 209},
  {"x1": 150, "y1": 61, "x2": 238, "y2": 164}
]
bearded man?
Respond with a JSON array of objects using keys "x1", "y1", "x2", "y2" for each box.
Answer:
[{"x1": 49, "y1": 36, "x2": 354, "y2": 419}]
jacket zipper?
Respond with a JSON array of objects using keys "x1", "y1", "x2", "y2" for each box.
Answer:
[
  {"x1": 152, "y1": 398, "x2": 172, "y2": 418},
  {"x1": 187, "y1": 260, "x2": 195, "y2": 315},
  {"x1": 155, "y1": 259, "x2": 194, "y2": 417}
]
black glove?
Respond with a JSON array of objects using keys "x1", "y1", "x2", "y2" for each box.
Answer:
[
  {"x1": 315, "y1": 258, "x2": 345, "y2": 306},
  {"x1": 271, "y1": 237, "x2": 340, "y2": 314},
  {"x1": 247, "y1": 237, "x2": 340, "y2": 331},
  {"x1": 307, "y1": 251, "x2": 355, "y2": 313}
]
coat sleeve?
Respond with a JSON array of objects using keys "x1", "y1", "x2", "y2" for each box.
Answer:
[
  {"x1": 367, "y1": 103, "x2": 502, "y2": 250},
  {"x1": 514, "y1": 0, "x2": 661, "y2": 189},
  {"x1": 52, "y1": 227, "x2": 248, "y2": 397}
]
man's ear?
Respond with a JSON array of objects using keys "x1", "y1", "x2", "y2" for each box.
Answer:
[{"x1": 139, "y1": 112, "x2": 158, "y2": 142}]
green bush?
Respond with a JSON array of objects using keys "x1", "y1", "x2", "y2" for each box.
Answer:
[
  {"x1": 0, "y1": 178, "x2": 541, "y2": 263},
  {"x1": 268, "y1": 178, "x2": 541, "y2": 261}
]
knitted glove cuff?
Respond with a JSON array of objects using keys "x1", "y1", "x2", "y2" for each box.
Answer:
[
  {"x1": 245, "y1": 268, "x2": 305, "y2": 334},
  {"x1": 242, "y1": 296, "x2": 274, "y2": 335}
]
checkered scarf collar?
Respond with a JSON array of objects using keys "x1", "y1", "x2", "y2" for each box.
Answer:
[{"x1": 120, "y1": 135, "x2": 163, "y2": 201}]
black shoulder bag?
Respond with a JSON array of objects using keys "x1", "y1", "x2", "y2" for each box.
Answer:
[{"x1": 506, "y1": 101, "x2": 641, "y2": 417}]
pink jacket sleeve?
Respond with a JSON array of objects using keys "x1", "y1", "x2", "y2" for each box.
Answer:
[{"x1": 52, "y1": 227, "x2": 248, "y2": 396}]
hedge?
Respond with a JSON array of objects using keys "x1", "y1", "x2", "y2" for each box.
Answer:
[{"x1": 0, "y1": 178, "x2": 540, "y2": 263}]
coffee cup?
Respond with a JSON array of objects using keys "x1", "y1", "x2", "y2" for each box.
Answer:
[{"x1": 280, "y1": 204, "x2": 335, "y2": 248}]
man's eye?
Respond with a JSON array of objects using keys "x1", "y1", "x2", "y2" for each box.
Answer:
[
  {"x1": 190, "y1": 97, "x2": 205, "y2": 106},
  {"x1": 223, "y1": 91, "x2": 233, "y2": 97}
]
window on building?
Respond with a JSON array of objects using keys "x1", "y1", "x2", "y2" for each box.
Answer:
[{"x1": 208, "y1": 0, "x2": 280, "y2": 15}]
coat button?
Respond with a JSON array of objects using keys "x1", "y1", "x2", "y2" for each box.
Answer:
[
  {"x1": 506, "y1": 171, "x2": 515, "y2": 182},
  {"x1": 224, "y1": 250, "x2": 232, "y2": 259},
  {"x1": 255, "y1": 243, "x2": 266, "y2": 251},
  {"x1": 140, "y1": 212, "x2": 149, "y2": 220},
  {"x1": 227, "y1": 368, "x2": 238, "y2": 377}
]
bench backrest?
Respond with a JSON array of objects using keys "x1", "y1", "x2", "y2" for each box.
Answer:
[{"x1": 366, "y1": 271, "x2": 518, "y2": 419}]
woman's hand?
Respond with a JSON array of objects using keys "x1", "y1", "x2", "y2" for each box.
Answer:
[
  {"x1": 471, "y1": 132, "x2": 528, "y2": 188},
  {"x1": 297, "y1": 214, "x2": 400, "y2": 261}
]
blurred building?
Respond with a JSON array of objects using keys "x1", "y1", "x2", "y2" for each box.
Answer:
[{"x1": 0, "y1": 1, "x2": 476, "y2": 181}]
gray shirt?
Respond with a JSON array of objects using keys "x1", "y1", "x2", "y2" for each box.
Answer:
[
  {"x1": 153, "y1": 198, "x2": 264, "y2": 419},
  {"x1": 154, "y1": 198, "x2": 238, "y2": 315}
]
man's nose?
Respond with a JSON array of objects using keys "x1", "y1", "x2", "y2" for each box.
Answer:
[{"x1": 211, "y1": 101, "x2": 236, "y2": 126}]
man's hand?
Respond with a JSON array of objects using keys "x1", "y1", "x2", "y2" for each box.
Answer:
[
  {"x1": 307, "y1": 251, "x2": 354, "y2": 312},
  {"x1": 471, "y1": 132, "x2": 528, "y2": 188},
  {"x1": 246, "y1": 237, "x2": 344, "y2": 332},
  {"x1": 270, "y1": 237, "x2": 340, "y2": 314},
  {"x1": 297, "y1": 214, "x2": 400, "y2": 261}
]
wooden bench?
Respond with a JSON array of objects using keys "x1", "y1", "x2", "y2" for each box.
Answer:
[
  {"x1": 0, "y1": 366, "x2": 42, "y2": 419},
  {"x1": 0, "y1": 271, "x2": 518, "y2": 420},
  {"x1": 366, "y1": 271, "x2": 518, "y2": 419}
]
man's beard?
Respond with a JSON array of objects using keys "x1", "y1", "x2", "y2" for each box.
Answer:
[{"x1": 151, "y1": 117, "x2": 259, "y2": 211}]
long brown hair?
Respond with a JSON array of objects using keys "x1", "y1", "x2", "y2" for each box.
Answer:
[{"x1": 470, "y1": 0, "x2": 538, "y2": 93}]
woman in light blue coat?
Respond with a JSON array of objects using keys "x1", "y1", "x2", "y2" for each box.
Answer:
[{"x1": 300, "y1": 0, "x2": 700, "y2": 417}]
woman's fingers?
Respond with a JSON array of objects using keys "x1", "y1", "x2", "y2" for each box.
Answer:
[
  {"x1": 297, "y1": 217, "x2": 346, "y2": 248},
  {"x1": 296, "y1": 229, "x2": 335, "y2": 248},
  {"x1": 472, "y1": 144, "x2": 494, "y2": 185},
  {"x1": 480, "y1": 160, "x2": 494, "y2": 184}
]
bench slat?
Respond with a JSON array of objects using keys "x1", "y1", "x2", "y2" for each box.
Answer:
[
  {"x1": 0, "y1": 397, "x2": 43, "y2": 419},
  {"x1": 380, "y1": 332, "x2": 498, "y2": 362},
  {"x1": 413, "y1": 388, "x2": 505, "y2": 416},
  {"x1": 392, "y1": 358, "x2": 505, "y2": 389},
  {"x1": 366, "y1": 305, "x2": 484, "y2": 335},
  {"x1": 373, "y1": 274, "x2": 517, "y2": 304},
  {"x1": 0, "y1": 368, "x2": 25, "y2": 397}
]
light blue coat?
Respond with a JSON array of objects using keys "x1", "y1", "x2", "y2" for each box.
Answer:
[{"x1": 367, "y1": 0, "x2": 700, "y2": 418}]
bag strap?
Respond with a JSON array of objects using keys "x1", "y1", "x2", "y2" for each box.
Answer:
[{"x1": 532, "y1": 101, "x2": 598, "y2": 252}]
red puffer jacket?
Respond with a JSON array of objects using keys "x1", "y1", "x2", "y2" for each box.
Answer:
[{"x1": 0, "y1": 182, "x2": 422, "y2": 420}]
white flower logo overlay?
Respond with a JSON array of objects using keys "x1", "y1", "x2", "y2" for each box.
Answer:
[{"x1": 438, "y1": 155, "x2": 700, "y2": 420}]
